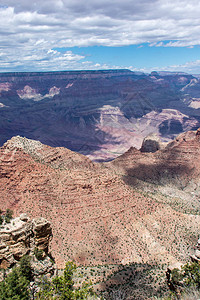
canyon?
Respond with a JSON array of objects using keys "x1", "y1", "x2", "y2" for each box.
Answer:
[
  {"x1": 0, "y1": 70, "x2": 200, "y2": 298},
  {"x1": 0, "y1": 132, "x2": 199, "y2": 271},
  {"x1": 0, "y1": 70, "x2": 200, "y2": 161}
]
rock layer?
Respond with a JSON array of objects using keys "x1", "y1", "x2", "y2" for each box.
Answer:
[
  {"x1": 110, "y1": 129, "x2": 200, "y2": 188},
  {"x1": 108, "y1": 128, "x2": 200, "y2": 217},
  {"x1": 0, "y1": 214, "x2": 53, "y2": 273},
  {"x1": 0, "y1": 135, "x2": 199, "y2": 268}
]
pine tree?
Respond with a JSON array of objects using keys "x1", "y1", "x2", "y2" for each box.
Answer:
[{"x1": 0, "y1": 267, "x2": 30, "y2": 300}]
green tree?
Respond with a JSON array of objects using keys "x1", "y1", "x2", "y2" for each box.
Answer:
[
  {"x1": 19, "y1": 255, "x2": 33, "y2": 282},
  {"x1": 34, "y1": 247, "x2": 44, "y2": 261},
  {"x1": 170, "y1": 268, "x2": 183, "y2": 286},
  {"x1": 182, "y1": 261, "x2": 200, "y2": 289},
  {"x1": 168, "y1": 261, "x2": 200, "y2": 298},
  {"x1": 0, "y1": 267, "x2": 30, "y2": 300},
  {"x1": 52, "y1": 261, "x2": 76, "y2": 299},
  {"x1": 35, "y1": 276, "x2": 54, "y2": 300},
  {"x1": 74, "y1": 281, "x2": 96, "y2": 299},
  {"x1": 36, "y1": 261, "x2": 96, "y2": 300}
]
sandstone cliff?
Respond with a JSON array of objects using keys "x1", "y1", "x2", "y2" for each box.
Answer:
[{"x1": 0, "y1": 214, "x2": 54, "y2": 277}]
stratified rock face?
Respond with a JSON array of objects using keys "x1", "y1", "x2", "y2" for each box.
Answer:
[
  {"x1": 32, "y1": 218, "x2": 52, "y2": 251},
  {"x1": 109, "y1": 128, "x2": 200, "y2": 207},
  {"x1": 0, "y1": 135, "x2": 199, "y2": 268},
  {"x1": 0, "y1": 70, "x2": 199, "y2": 161},
  {"x1": 0, "y1": 214, "x2": 52, "y2": 270}
]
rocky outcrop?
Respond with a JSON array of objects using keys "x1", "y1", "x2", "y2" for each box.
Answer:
[
  {"x1": 106, "y1": 126, "x2": 200, "y2": 249},
  {"x1": 32, "y1": 218, "x2": 52, "y2": 252},
  {"x1": 140, "y1": 133, "x2": 166, "y2": 153},
  {"x1": 0, "y1": 214, "x2": 54, "y2": 276}
]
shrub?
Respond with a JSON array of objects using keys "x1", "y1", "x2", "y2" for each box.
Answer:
[
  {"x1": 182, "y1": 261, "x2": 200, "y2": 289},
  {"x1": 167, "y1": 261, "x2": 200, "y2": 298},
  {"x1": 4, "y1": 209, "x2": 13, "y2": 223},
  {"x1": 19, "y1": 255, "x2": 33, "y2": 282},
  {"x1": 34, "y1": 247, "x2": 44, "y2": 261},
  {"x1": 0, "y1": 209, "x2": 13, "y2": 225}
]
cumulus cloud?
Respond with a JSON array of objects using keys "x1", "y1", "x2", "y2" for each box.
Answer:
[
  {"x1": 0, "y1": 0, "x2": 200, "y2": 71},
  {"x1": 163, "y1": 60, "x2": 200, "y2": 74},
  {"x1": 0, "y1": 46, "x2": 111, "y2": 72}
]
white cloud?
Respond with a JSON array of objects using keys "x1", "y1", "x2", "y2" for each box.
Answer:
[
  {"x1": 0, "y1": 1, "x2": 200, "y2": 71},
  {"x1": 0, "y1": 45, "x2": 113, "y2": 72},
  {"x1": 130, "y1": 59, "x2": 200, "y2": 74}
]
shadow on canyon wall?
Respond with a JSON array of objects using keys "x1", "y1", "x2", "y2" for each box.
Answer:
[
  {"x1": 101, "y1": 262, "x2": 167, "y2": 300},
  {"x1": 122, "y1": 144, "x2": 194, "y2": 190},
  {"x1": 0, "y1": 71, "x2": 199, "y2": 157}
]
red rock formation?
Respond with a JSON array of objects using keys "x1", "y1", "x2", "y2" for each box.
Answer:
[{"x1": 0, "y1": 136, "x2": 199, "y2": 268}]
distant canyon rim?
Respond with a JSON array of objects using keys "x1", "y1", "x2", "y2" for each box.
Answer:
[{"x1": 0, "y1": 69, "x2": 199, "y2": 161}]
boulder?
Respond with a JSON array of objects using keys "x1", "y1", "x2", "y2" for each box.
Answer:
[{"x1": 140, "y1": 133, "x2": 166, "y2": 153}]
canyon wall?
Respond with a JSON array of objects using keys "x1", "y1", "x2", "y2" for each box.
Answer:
[{"x1": 0, "y1": 70, "x2": 199, "y2": 161}]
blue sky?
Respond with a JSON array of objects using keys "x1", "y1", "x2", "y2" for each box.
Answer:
[
  {"x1": 1, "y1": 0, "x2": 200, "y2": 73},
  {"x1": 55, "y1": 44, "x2": 200, "y2": 73}
]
